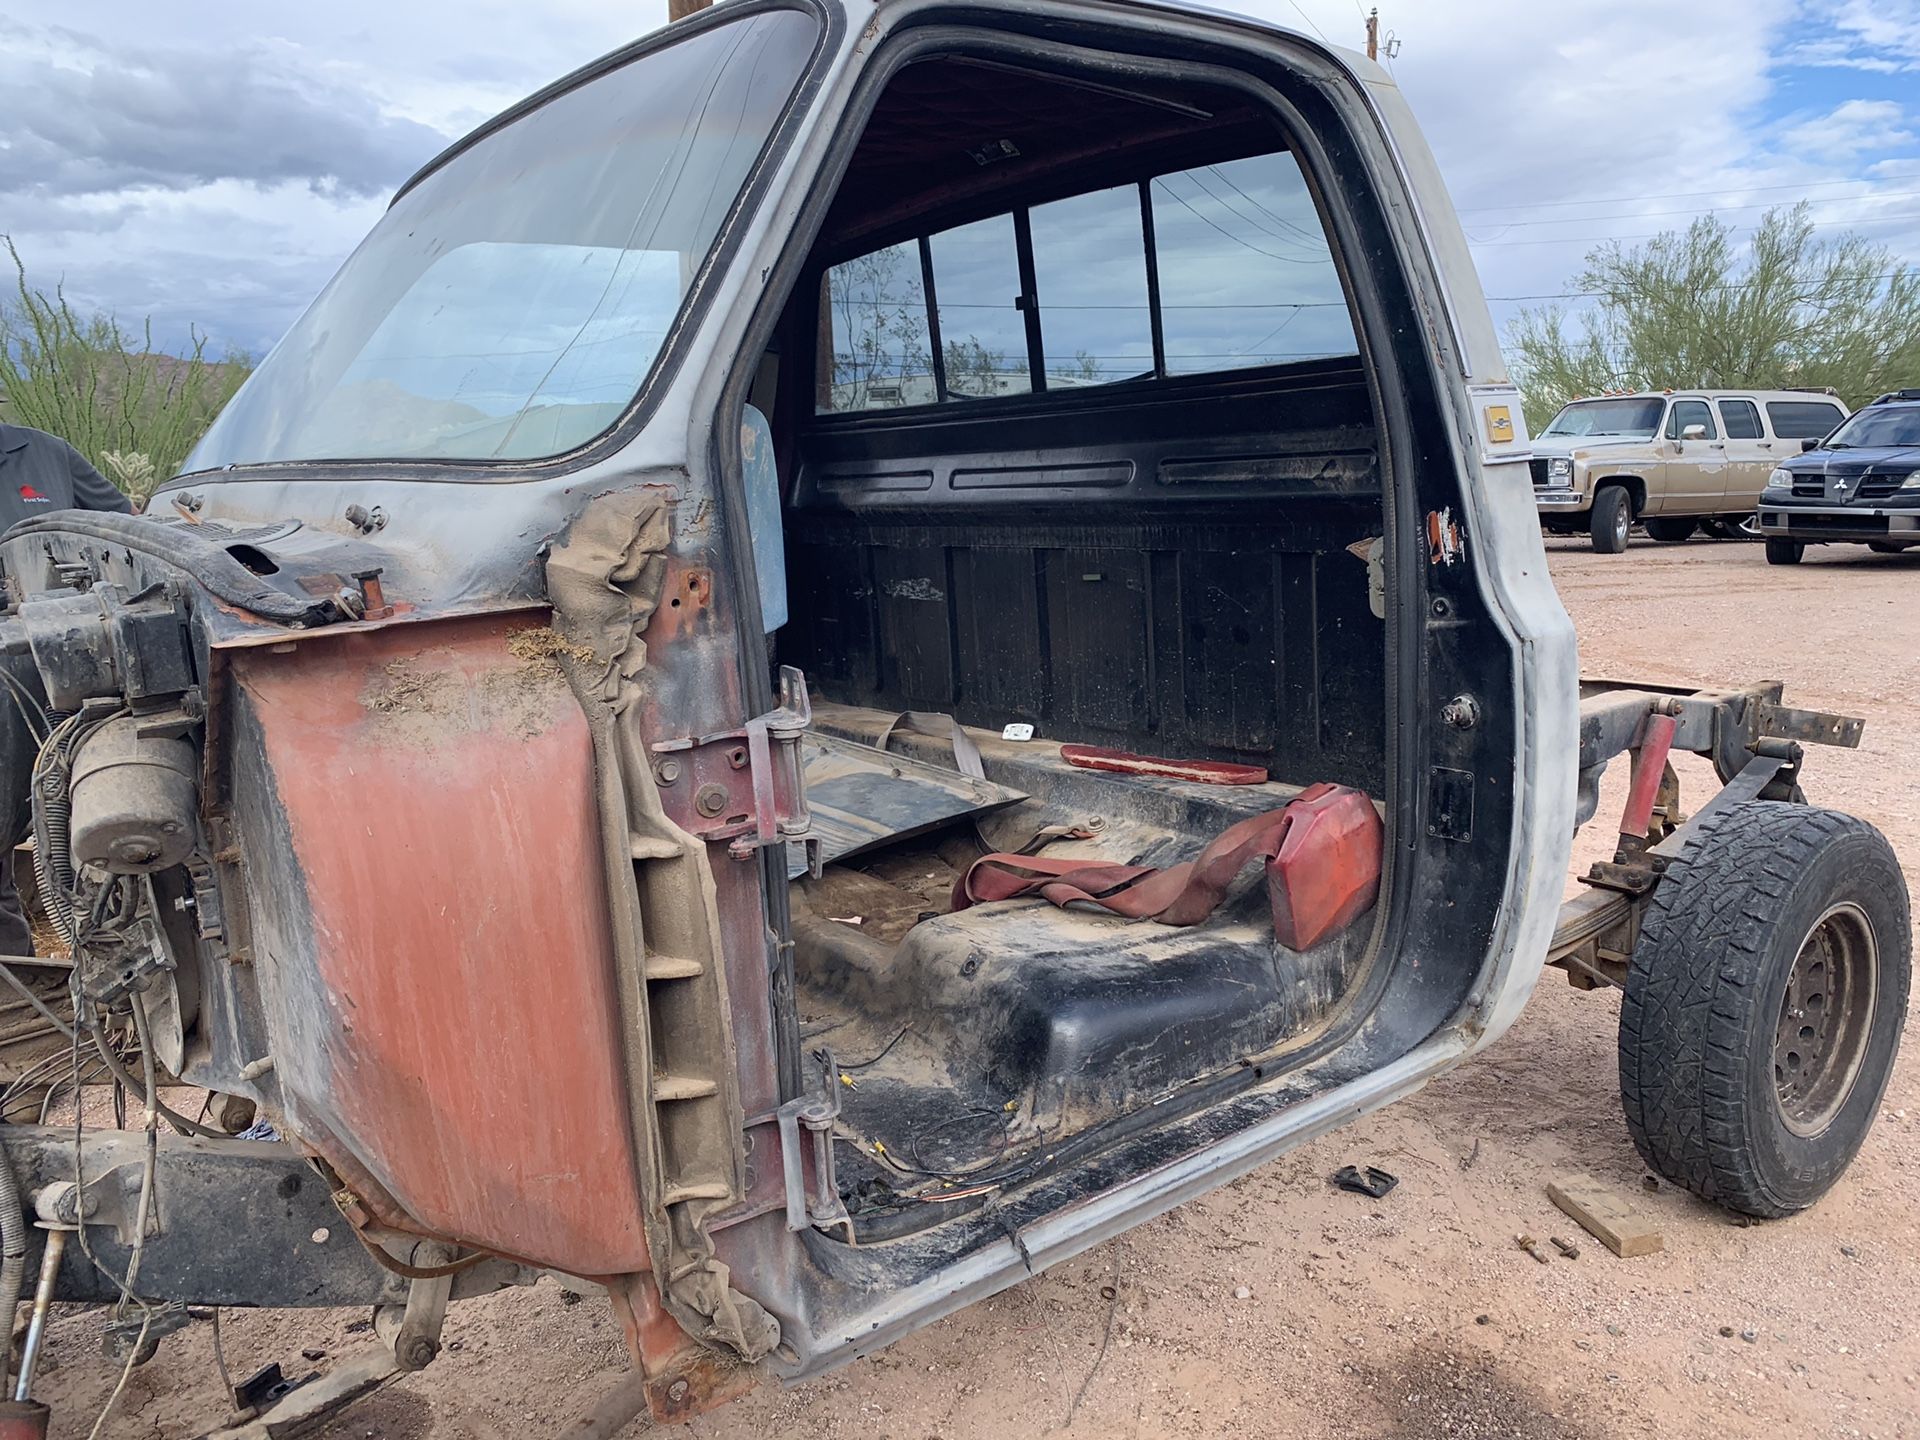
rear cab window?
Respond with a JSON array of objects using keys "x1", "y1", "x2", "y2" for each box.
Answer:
[{"x1": 821, "y1": 150, "x2": 1357, "y2": 413}]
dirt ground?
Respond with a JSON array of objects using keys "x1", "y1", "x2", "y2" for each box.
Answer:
[{"x1": 33, "y1": 535, "x2": 1920, "y2": 1439}]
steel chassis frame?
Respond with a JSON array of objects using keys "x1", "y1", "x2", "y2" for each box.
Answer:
[{"x1": 1546, "y1": 678, "x2": 1864, "y2": 992}]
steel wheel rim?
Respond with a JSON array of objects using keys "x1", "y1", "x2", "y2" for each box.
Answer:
[
  {"x1": 1615, "y1": 507, "x2": 1630, "y2": 546},
  {"x1": 1774, "y1": 901, "x2": 1879, "y2": 1136}
]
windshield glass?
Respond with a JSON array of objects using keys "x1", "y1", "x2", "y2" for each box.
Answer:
[
  {"x1": 186, "y1": 9, "x2": 815, "y2": 472},
  {"x1": 1824, "y1": 406, "x2": 1920, "y2": 449},
  {"x1": 1540, "y1": 398, "x2": 1666, "y2": 438}
]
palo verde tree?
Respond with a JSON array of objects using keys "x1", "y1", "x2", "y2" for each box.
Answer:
[
  {"x1": 0, "y1": 237, "x2": 251, "y2": 500},
  {"x1": 1506, "y1": 204, "x2": 1920, "y2": 432},
  {"x1": 824, "y1": 245, "x2": 1014, "y2": 404}
]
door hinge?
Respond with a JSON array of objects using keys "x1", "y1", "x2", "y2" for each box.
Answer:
[
  {"x1": 651, "y1": 664, "x2": 816, "y2": 864},
  {"x1": 776, "y1": 1049, "x2": 852, "y2": 1242}
]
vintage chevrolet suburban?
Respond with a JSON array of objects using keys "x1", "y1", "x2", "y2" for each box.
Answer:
[
  {"x1": 1532, "y1": 389, "x2": 1849, "y2": 552},
  {"x1": 0, "y1": 2, "x2": 1903, "y2": 1434}
]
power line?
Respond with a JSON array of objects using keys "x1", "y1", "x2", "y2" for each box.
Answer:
[
  {"x1": 1180, "y1": 170, "x2": 1330, "y2": 255},
  {"x1": 1284, "y1": 1, "x2": 1333, "y2": 45},
  {"x1": 1200, "y1": 164, "x2": 1331, "y2": 250},
  {"x1": 1151, "y1": 177, "x2": 1331, "y2": 265},
  {"x1": 834, "y1": 299, "x2": 1349, "y2": 310}
]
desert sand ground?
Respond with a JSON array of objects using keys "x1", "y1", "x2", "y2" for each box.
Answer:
[{"x1": 34, "y1": 535, "x2": 1920, "y2": 1439}]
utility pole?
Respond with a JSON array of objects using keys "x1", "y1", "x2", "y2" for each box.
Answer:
[
  {"x1": 669, "y1": 0, "x2": 712, "y2": 20},
  {"x1": 1366, "y1": 8, "x2": 1378, "y2": 61}
]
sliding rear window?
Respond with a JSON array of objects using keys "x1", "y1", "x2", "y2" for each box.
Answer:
[{"x1": 820, "y1": 149, "x2": 1357, "y2": 414}]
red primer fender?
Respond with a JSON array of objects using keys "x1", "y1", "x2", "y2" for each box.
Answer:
[{"x1": 228, "y1": 613, "x2": 650, "y2": 1275}]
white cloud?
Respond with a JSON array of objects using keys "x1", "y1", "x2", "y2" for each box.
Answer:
[
  {"x1": 1261, "y1": 0, "x2": 1920, "y2": 306},
  {"x1": 1792, "y1": 0, "x2": 1920, "y2": 71},
  {"x1": 0, "y1": 2, "x2": 666, "y2": 353},
  {"x1": 3, "y1": 0, "x2": 1918, "y2": 359},
  {"x1": 1778, "y1": 99, "x2": 1917, "y2": 164}
]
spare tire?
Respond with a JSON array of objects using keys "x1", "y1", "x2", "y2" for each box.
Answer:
[{"x1": 1619, "y1": 802, "x2": 1910, "y2": 1217}]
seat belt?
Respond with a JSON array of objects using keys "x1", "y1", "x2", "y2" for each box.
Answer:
[
  {"x1": 873, "y1": 710, "x2": 987, "y2": 779},
  {"x1": 953, "y1": 782, "x2": 1383, "y2": 951}
]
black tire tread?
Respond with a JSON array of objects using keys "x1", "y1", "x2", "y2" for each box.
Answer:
[
  {"x1": 1644, "y1": 517, "x2": 1695, "y2": 543},
  {"x1": 1618, "y1": 802, "x2": 1909, "y2": 1217},
  {"x1": 1590, "y1": 486, "x2": 1631, "y2": 553}
]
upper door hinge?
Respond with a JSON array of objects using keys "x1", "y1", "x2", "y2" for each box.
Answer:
[{"x1": 651, "y1": 664, "x2": 814, "y2": 864}]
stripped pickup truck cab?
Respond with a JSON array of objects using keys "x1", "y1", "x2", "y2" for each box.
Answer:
[{"x1": 0, "y1": 1, "x2": 1905, "y2": 1433}]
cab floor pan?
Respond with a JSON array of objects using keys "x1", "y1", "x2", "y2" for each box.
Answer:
[{"x1": 790, "y1": 813, "x2": 1368, "y2": 1236}]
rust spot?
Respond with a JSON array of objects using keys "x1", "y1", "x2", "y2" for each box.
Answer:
[
  {"x1": 649, "y1": 562, "x2": 718, "y2": 643},
  {"x1": 1427, "y1": 507, "x2": 1465, "y2": 566},
  {"x1": 608, "y1": 1275, "x2": 763, "y2": 1422}
]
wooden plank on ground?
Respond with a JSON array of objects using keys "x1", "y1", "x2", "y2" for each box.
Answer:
[{"x1": 1547, "y1": 1174, "x2": 1665, "y2": 1258}]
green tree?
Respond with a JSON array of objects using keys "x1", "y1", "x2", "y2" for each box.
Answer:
[
  {"x1": 0, "y1": 237, "x2": 251, "y2": 499},
  {"x1": 1055, "y1": 348, "x2": 1103, "y2": 384},
  {"x1": 942, "y1": 335, "x2": 1009, "y2": 397},
  {"x1": 1506, "y1": 204, "x2": 1920, "y2": 432},
  {"x1": 826, "y1": 245, "x2": 932, "y2": 408}
]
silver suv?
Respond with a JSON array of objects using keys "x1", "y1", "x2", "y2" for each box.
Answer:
[{"x1": 1532, "y1": 390, "x2": 1850, "y2": 551}]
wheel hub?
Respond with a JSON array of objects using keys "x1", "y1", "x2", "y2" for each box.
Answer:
[{"x1": 1774, "y1": 902, "x2": 1879, "y2": 1135}]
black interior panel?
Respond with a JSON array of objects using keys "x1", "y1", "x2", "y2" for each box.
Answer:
[{"x1": 781, "y1": 368, "x2": 1388, "y2": 791}]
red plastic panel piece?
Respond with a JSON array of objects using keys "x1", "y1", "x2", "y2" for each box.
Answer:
[
  {"x1": 1265, "y1": 783, "x2": 1385, "y2": 950},
  {"x1": 1059, "y1": 743, "x2": 1267, "y2": 786}
]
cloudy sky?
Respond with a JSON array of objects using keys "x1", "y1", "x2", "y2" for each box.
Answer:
[{"x1": 4, "y1": 0, "x2": 1919, "y2": 365}]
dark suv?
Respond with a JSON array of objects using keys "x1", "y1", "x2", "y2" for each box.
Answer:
[{"x1": 1759, "y1": 390, "x2": 1920, "y2": 563}]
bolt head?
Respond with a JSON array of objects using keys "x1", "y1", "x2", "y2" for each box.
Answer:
[{"x1": 666, "y1": 1379, "x2": 691, "y2": 1404}]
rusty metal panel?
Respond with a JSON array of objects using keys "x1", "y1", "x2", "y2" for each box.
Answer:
[{"x1": 227, "y1": 613, "x2": 650, "y2": 1275}]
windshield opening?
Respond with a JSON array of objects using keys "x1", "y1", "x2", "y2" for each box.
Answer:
[
  {"x1": 1540, "y1": 397, "x2": 1666, "y2": 439},
  {"x1": 185, "y1": 8, "x2": 816, "y2": 473},
  {"x1": 1824, "y1": 406, "x2": 1920, "y2": 450}
]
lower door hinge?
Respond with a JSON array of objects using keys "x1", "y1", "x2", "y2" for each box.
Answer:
[{"x1": 776, "y1": 1050, "x2": 852, "y2": 1242}]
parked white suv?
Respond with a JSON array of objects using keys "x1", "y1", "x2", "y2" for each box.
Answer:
[{"x1": 1532, "y1": 390, "x2": 1850, "y2": 552}]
